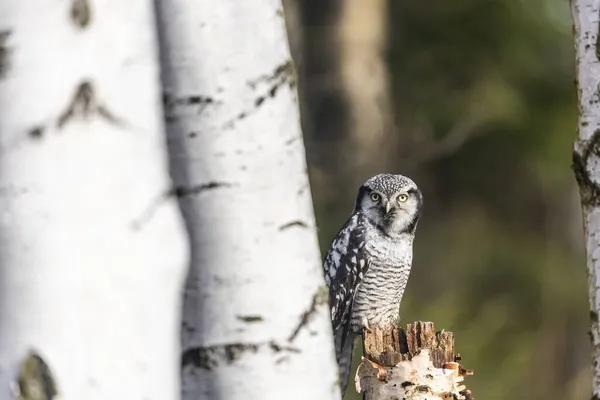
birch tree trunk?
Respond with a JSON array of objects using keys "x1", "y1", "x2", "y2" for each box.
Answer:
[
  {"x1": 154, "y1": 1, "x2": 340, "y2": 399},
  {"x1": 0, "y1": 1, "x2": 188, "y2": 399},
  {"x1": 572, "y1": 0, "x2": 600, "y2": 396}
]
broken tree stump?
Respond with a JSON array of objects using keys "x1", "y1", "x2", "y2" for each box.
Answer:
[{"x1": 356, "y1": 321, "x2": 474, "y2": 400}]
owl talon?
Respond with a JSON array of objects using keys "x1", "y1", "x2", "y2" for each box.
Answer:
[{"x1": 361, "y1": 316, "x2": 371, "y2": 334}]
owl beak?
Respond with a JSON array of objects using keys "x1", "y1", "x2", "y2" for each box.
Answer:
[{"x1": 385, "y1": 201, "x2": 393, "y2": 214}]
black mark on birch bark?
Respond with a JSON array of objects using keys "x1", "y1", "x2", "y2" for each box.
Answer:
[
  {"x1": 285, "y1": 136, "x2": 300, "y2": 146},
  {"x1": 172, "y1": 181, "x2": 232, "y2": 198},
  {"x1": 237, "y1": 315, "x2": 264, "y2": 323},
  {"x1": 592, "y1": 83, "x2": 600, "y2": 107},
  {"x1": 182, "y1": 321, "x2": 196, "y2": 335},
  {"x1": 71, "y1": 0, "x2": 91, "y2": 28},
  {"x1": 131, "y1": 182, "x2": 235, "y2": 230},
  {"x1": 279, "y1": 220, "x2": 308, "y2": 231},
  {"x1": 223, "y1": 60, "x2": 297, "y2": 130},
  {"x1": 182, "y1": 347, "x2": 218, "y2": 370},
  {"x1": 269, "y1": 342, "x2": 301, "y2": 354},
  {"x1": 16, "y1": 350, "x2": 58, "y2": 400},
  {"x1": 248, "y1": 60, "x2": 296, "y2": 90},
  {"x1": 297, "y1": 185, "x2": 307, "y2": 196},
  {"x1": 288, "y1": 286, "x2": 328, "y2": 342},
  {"x1": 573, "y1": 129, "x2": 600, "y2": 205},
  {"x1": 251, "y1": 60, "x2": 296, "y2": 104},
  {"x1": 182, "y1": 341, "x2": 300, "y2": 370},
  {"x1": 163, "y1": 92, "x2": 219, "y2": 122},
  {"x1": 57, "y1": 81, "x2": 125, "y2": 129},
  {"x1": 181, "y1": 343, "x2": 258, "y2": 370},
  {"x1": 182, "y1": 344, "x2": 260, "y2": 369},
  {"x1": 0, "y1": 30, "x2": 11, "y2": 80},
  {"x1": 596, "y1": 8, "x2": 600, "y2": 62},
  {"x1": 28, "y1": 126, "x2": 45, "y2": 140},
  {"x1": 401, "y1": 381, "x2": 414, "y2": 389}
]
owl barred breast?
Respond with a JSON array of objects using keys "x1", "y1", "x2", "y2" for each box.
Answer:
[{"x1": 323, "y1": 173, "x2": 423, "y2": 395}]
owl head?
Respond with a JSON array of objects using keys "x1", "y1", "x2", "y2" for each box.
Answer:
[{"x1": 354, "y1": 173, "x2": 423, "y2": 236}]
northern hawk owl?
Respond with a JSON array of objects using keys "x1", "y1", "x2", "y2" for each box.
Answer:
[{"x1": 323, "y1": 173, "x2": 423, "y2": 395}]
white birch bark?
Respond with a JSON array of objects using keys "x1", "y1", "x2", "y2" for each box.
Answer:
[
  {"x1": 572, "y1": 0, "x2": 600, "y2": 396},
  {"x1": 154, "y1": 1, "x2": 340, "y2": 399},
  {"x1": 0, "y1": 1, "x2": 188, "y2": 399},
  {"x1": 356, "y1": 351, "x2": 471, "y2": 400}
]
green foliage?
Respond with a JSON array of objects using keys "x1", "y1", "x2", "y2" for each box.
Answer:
[{"x1": 302, "y1": 0, "x2": 588, "y2": 398}]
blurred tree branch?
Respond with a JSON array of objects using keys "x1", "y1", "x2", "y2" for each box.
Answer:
[{"x1": 407, "y1": 115, "x2": 485, "y2": 166}]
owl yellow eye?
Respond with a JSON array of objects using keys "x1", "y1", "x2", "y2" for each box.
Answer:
[
  {"x1": 370, "y1": 193, "x2": 380, "y2": 202},
  {"x1": 398, "y1": 194, "x2": 408, "y2": 202}
]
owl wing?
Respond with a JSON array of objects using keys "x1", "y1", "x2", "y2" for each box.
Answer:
[{"x1": 323, "y1": 212, "x2": 370, "y2": 333}]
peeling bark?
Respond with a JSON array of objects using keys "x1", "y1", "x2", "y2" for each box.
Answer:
[
  {"x1": 572, "y1": 0, "x2": 600, "y2": 396},
  {"x1": 356, "y1": 322, "x2": 473, "y2": 400}
]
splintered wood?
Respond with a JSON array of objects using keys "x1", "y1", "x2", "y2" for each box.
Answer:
[{"x1": 356, "y1": 321, "x2": 474, "y2": 400}]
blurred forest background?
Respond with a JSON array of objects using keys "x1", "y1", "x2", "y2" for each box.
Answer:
[{"x1": 283, "y1": 0, "x2": 587, "y2": 399}]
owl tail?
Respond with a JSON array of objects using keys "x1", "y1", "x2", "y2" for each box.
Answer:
[{"x1": 334, "y1": 328, "x2": 356, "y2": 398}]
